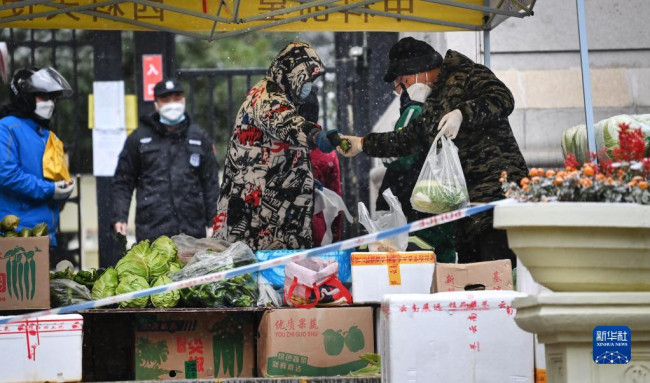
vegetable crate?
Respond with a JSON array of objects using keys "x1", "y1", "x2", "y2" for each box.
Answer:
[
  {"x1": 0, "y1": 314, "x2": 83, "y2": 382},
  {"x1": 0, "y1": 236, "x2": 50, "y2": 310},
  {"x1": 81, "y1": 308, "x2": 262, "y2": 382}
]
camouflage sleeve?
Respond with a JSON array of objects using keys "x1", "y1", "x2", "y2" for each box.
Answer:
[
  {"x1": 455, "y1": 64, "x2": 515, "y2": 129},
  {"x1": 256, "y1": 91, "x2": 317, "y2": 148},
  {"x1": 362, "y1": 117, "x2": 428, "y2": 157}
]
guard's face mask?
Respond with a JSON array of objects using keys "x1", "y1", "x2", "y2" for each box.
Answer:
[
  {"x1": 157, "y1": 101, "x2": 186, "y2": 125},
  {"x1": 34, "y1": 100, "x2": 55, "y2": 120}
]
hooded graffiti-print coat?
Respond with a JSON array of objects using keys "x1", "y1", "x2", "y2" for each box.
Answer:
[
  {"x1": 213, "y1": 42, "x2": 325, "y2": 251},
  {"x1": 363, "y1": 50, "x2": 528, "y2": 244}
]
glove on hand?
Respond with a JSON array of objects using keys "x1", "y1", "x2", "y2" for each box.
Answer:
[
  {"x1": 437, "y1": 109, "x2": 463, "y2": 139},
  {"x1": 313, "y1": 178, "x2": 324, "y2": 191},
  {"x1": 313, "y1": 129, "x2": 338, "y2": 153},
  {"x1": 53, "y1": 180, "x2": 75, "y2": 200}
]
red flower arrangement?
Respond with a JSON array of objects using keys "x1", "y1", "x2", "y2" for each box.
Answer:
[{"x1": 501, "y1": 122, "x2": 650, "y2": 204}]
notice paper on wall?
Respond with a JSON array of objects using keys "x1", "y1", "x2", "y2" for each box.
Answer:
[{"x1": 92, "y1": 81, "x2": 126, "y2": 176}]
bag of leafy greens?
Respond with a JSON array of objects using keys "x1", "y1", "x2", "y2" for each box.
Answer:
[
  {"x1": 170, "y1": 242, "x2": 259, "y2": 308},
  {"x1": 410, "y1": 134, "x2": 469, "y2": 214}
]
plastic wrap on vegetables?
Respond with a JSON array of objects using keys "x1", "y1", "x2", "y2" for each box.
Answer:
[
  {"x1": 50, "y1": 279, "x2": 92, "y2": 308},
  {"x1": 171, "y1": 242, "x2": 259, "y2": 308}
]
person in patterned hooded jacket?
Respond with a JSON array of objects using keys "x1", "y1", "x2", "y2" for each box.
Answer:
[
  {"x1": 338, "y1": 37, "x2": 528, "y2": 265},
  {"x1": 213, "y1": 42, "x2": 338, "y2": 251}
]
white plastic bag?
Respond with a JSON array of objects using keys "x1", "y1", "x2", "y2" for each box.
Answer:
[
  {"x1": 358, "y1": 189, "x2": 408, "y2": 252},
  {"x1": 411, "y1": 134, "x2": 469, "y2": 214},
  {"x1": 314, "y1": 186, "x2": 353, "y2": 245}
]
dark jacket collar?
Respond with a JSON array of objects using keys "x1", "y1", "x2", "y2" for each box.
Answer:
[{"x1": 140, "y1": 112, "x2": 191, "y2": 138}]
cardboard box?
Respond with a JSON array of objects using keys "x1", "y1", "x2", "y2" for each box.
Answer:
[
  {"x1": 380, "y1": 291, "x2": 534, "y2": 383},
  {"x1": 351, "y1": 251, "x2": 435, "y2": 303},
  {"x1": 432, "y1": 259, "x2": 513, "y2": 292},
  {"x1": 258, "y1": 307, "x2": 374, "y2": 377},
  {"x1": 0, "y1": 237, "x2": 50, "y2": 310},
  {"x1": 134, "y1": 312, "x2": 255, "y2": 380},
  {"x1": 0, "y1": 314, "x2": 83, "y2": 382}
]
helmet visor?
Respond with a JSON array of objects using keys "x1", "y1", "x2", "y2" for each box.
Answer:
[{"x1": 24, "y1": 67, "x2": 72, "y2": 98}]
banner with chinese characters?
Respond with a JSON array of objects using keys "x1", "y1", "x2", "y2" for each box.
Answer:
[{"x1": 0, "y1": 0, "x2": 487, "y2": 32}]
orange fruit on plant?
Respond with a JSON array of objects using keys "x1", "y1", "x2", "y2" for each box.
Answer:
[
  {"x1": 520, "y1": 177, "x2": 530, "y2": 186},
  {"x1": 583, "y1": 165, "x2": 595, "y2": 177},
  {"x1": 639, "y1": 181, "x2": 648, "y2": 190},
  {"x1": 554, "y1": 176, "x2": 564, "y2": 186},
  {"x1": 545, "y1": 170, "x2": 556, "y2": 178}
]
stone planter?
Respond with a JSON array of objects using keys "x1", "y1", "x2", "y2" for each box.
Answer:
[
  {"x1": 513, "y1": 293, "x2": 650, "y2": 383},
  {"x1": 493, "y1": 203, "x2": 650, "y2": 292}
]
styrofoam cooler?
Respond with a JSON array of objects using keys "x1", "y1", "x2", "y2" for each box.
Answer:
[
  {"x1": 0, "y1": 314, "x2": 83, "y2": 382},
  {"x1": 516, "y1": 259, "x2": 551, "y2": 382},
  {"x1": 380, "y1": 291, "x2": 533, "y2": 383}
]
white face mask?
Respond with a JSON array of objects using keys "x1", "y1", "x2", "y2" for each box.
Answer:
[
  {"x1": 34, "y1": 100, "x2": 55, "y2": 120},
  {"x1": 157, "y1": 102, "x2": 186, "y2": 124},
  {"x1": 406, "y1": 83, "x2": 432, "y2": 103}
]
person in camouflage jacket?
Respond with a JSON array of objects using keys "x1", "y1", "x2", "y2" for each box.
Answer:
[
  {"x1": 339, "y1": 37, "x2": 528, "y2": 264},
  {"x1": 213, "y1": 42, "x2": 337, "y2": 251}
]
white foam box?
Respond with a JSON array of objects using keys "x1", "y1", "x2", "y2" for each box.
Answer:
[
  {"x1": 380, "y1": 291, "x2": 534, "y2": 383},
  {"x1": 516, "y1": 259, "x2": 551, "y2": 382},
  {"x1": 350, "y1": 251, "x2": 435, "y2": 303},
  {"x1": 0, "y1": 314, "x2": 83, "y2": 382}
]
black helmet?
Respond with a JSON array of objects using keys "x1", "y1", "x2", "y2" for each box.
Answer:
[{"x1": 9, "y1": 67, "x2": 72, "y2": 115}]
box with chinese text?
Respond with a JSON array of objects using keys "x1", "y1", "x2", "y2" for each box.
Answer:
[
  {"x1": 351, "y1": 251, "x2": 435, "y2": 303},
  {"x1": 380, "y1": 291, "x2": 533, "y2": 383},
  {"x1": 433, "y1": 259, "x2": 513, "y2": 292},
  {"x1": 134, "y1": 312, "x2": 255, "y2": 380},
  {"x1": 0, "y1": 237, "x2": 50, "y2": 310},
  {"x1": 517, "y1": 260, "x2": 550, "y2": 382},
  {"x1": 258, "y1": 306, "x2": 374, "y2": 377},
  {"x1": 0, "y1": 314, "x2": 83, "y2": 382}
]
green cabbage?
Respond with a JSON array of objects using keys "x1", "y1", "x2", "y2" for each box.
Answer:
[
  {"x1": 150, "y1": 276, "x2": 180, "y2": 308},
  {"x1": 168, "y1": 262, "x2": 182, "y2": 276},
  {"x1": 411, "y1": 179, "x2": 469, "y2": 214},
  {"x1": 115, "y1": 274, "x2": 150, "y2": 308},
  {"x1": 151, "y1": 235, "x2": 178, "y2": 263},
  {"x1": 91, "y1": 267, "x2": 119, "y2": 300},
  {"x1": 116, "y1": 253, "x2": 150, "y2": 281},
  {"x1": 145, "y1": 249, "x2": 170, "y2": 280}
]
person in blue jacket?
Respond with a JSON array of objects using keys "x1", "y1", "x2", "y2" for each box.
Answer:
[{"x1": 0, "y1": 67, "x2": 75, "y2": 246}]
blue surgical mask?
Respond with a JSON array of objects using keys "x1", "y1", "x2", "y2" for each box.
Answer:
[{"x1": 299, "y1": 82, "x2": 313, "y2": 100}]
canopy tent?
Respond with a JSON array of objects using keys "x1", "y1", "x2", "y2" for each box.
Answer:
[{"x1": 0, "y1": 0, "x2": 535, "y2": 40}]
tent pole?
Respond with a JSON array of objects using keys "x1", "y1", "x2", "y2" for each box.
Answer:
[
  {"x1": 576, "y1": 0, "x2": 597, "y2": 157},
  {"x1": 483, "y1": 29, "x2": 491, "y2": 68}
]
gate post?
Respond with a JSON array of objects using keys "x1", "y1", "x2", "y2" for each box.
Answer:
[
  {"x1": 93, "y1": 31, "x2": 123, "y2": 267},
  {"x1": 134, "y1": 32, "x2": 176, "y2": 117}
]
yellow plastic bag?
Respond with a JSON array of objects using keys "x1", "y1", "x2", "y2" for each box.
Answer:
[{"x1": 43, "y1": 132, "x2": 70, "y2": 181}]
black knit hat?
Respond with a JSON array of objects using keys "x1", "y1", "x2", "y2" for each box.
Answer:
[{"x1": 383, "y1": 37, "x2": 443, "y2": 83}]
